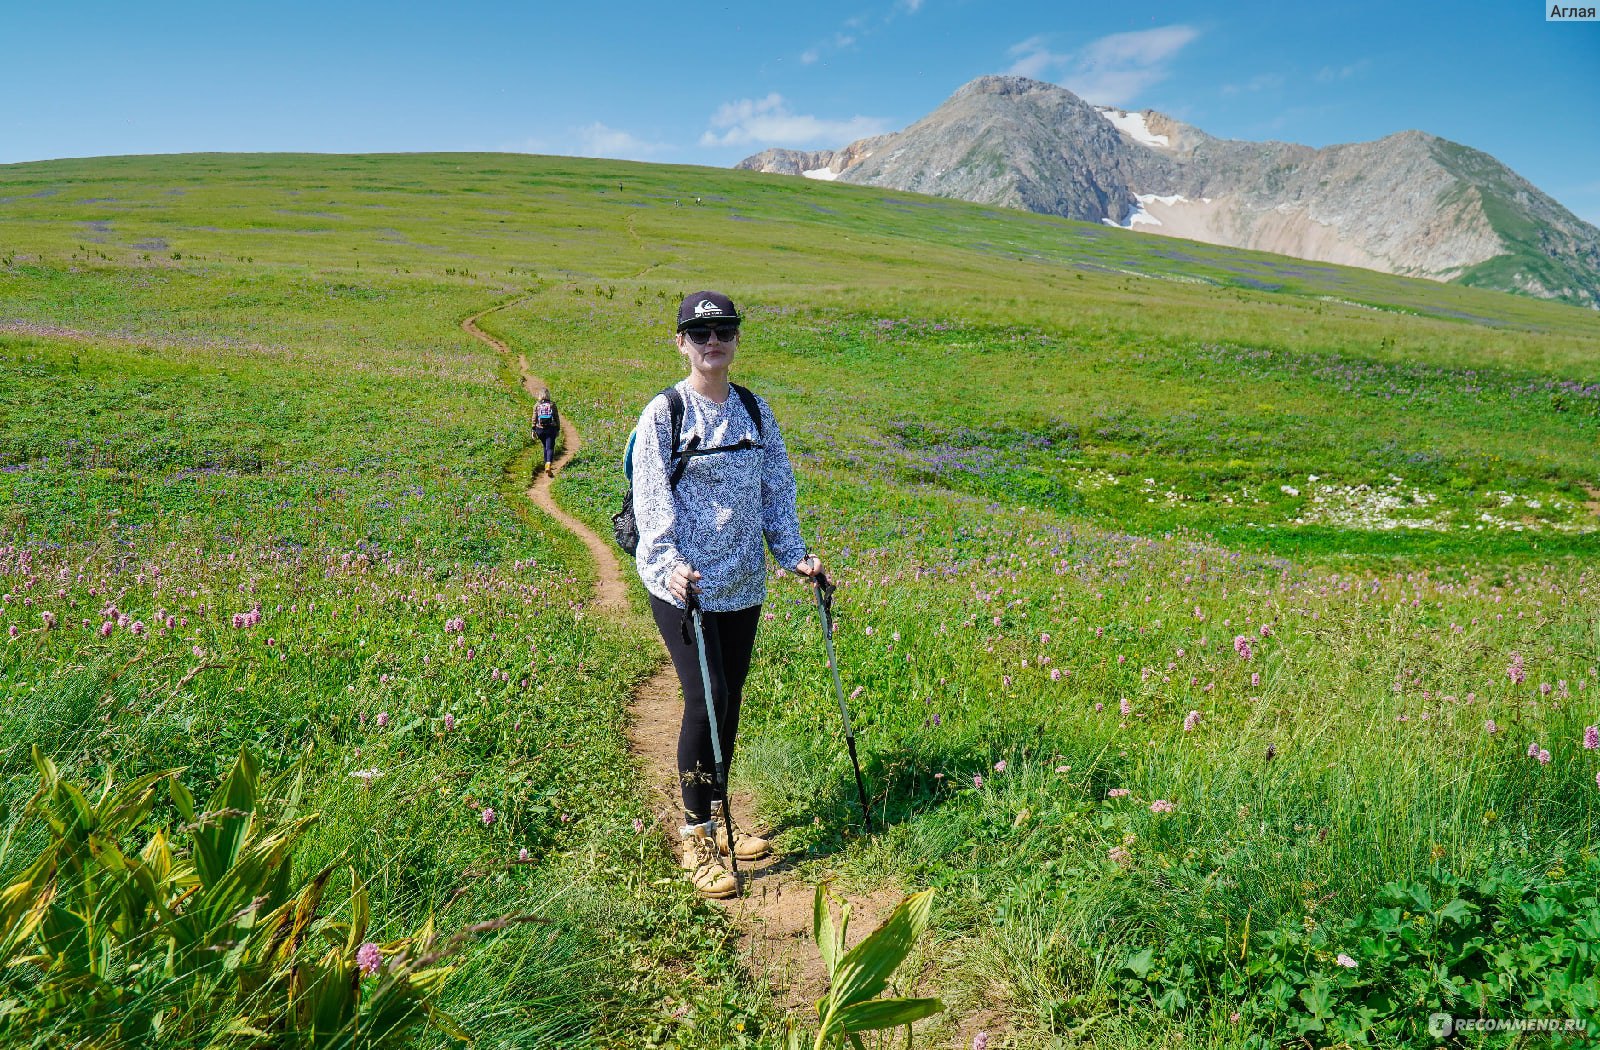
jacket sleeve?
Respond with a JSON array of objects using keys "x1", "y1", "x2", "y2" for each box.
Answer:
[
  {"x1": 632, "y1": 395, "x2": 686, "y2": 594},
  {"x1": 551, "y1": 405, "x2": 561, "y2": 433},
  {"x1": 756, "y1": 397, "x2": 809, "y2": 570}
]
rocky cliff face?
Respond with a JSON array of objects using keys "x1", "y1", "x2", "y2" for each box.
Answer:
[{"x1": 736, "y1": 76, "x2": 1600, "y2": 308}]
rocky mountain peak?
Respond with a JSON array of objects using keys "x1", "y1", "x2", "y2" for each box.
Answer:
[{"x1": 735, "y1": 76, "x2": 1600, "y2": 308}]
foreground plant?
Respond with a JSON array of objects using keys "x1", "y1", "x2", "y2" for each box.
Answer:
[
  {"x1": 785, "y1": 884, "x2": 944, "y2": 1049},
  {"x1": 0, "y1": 746, "x2": 470, "y2": 1047}
]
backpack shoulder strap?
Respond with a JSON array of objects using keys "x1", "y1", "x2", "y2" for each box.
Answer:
[
  {"x1": 663, "y1": 385, "x2": 685, "y2": 444},
  {"x1": 663, "y1": 385, "x2": 691, "y2": 488},
  {"x1": 730, "y1": 383, "x2": 763, "y2": 438}
]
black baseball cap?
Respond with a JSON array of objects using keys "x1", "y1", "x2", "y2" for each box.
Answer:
[{"x1": 677, "y1": 291, "x2": 741, "y2": 332}]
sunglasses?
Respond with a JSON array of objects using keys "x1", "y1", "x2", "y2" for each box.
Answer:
[{"x1": 682, "y1": 324, "x2": 740, "y2": 345}]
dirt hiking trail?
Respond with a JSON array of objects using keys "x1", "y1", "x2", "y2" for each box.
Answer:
[{"x1": 463, "y1": 304, "x2": 899, "y2": 1018}]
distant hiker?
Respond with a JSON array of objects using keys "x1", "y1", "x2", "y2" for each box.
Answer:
[
  {"x1": 532, "y1": 389, "x2": 560, "y2": 478},
  {"x1": 631, "y1": 290, "x2": 825, "y2": 897}
]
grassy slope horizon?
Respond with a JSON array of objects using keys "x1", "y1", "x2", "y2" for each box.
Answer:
[{"x1": 2, "y1": 151, "x2": 1599, "y2": 1048}]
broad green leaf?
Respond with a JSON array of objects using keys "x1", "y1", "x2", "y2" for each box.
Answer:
[
  {"x1": 169, "y1": 776, "x2": 196, "y2": 824},
  {"x1": 813, "y1": 884, "x2": 837, "y2": 977},
  {"x1": 1124, "y1": 946, "x2": 1156, "y2": 978},
  {"x1": 345, "y1": 868, "x2": 370, "y2": 952},
  {"x1": 833, "y1": 996, "x2": 945, "y2": 1033},
  {"x1": 193, "y1": 747, "x2": 260, "y2": 891},
  {"x1": 827, "y1": 889, "x2": 934, "y2": 1011}
]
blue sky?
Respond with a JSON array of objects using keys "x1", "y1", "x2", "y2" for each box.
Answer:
[{"x1": 4, "y1": 1, "x2": 1597, "y2": 224}]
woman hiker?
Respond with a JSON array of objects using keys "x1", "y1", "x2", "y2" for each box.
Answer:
[
  {"x1": 630, "y1": 290, "x2": 825, "y2": 898},
  {"x1": 532, "y1": 389, "x2": 561, "y2": 478}
]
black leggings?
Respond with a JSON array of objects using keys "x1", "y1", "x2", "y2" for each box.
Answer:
[{"x1": 649, "y1": 594, "x2": 762, "y2": 824}]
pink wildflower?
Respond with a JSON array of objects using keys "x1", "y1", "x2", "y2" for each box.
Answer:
[
  {"x1": 1507, "y1": 654, "x2": 1525, "y2": 685},
  {"x1": 994, "y1": 760, "x2": 1007, "y2": 773},
  {"x1": 1094, "y1": 702, "x2": 1104, "y2": 712},
  {"x1": 1537, "y1": 749, "x2": 1551, "y2": 765},
  {"x1": 519, "y1": 847, "x2": 531, "y2": 861},
  {"x1": 1040, "y1": 632, "x2": 1051, "y2": 644},
  {"x1": 633, "y1": 817, "x2": 644, "y2": 833},
  {"x1": 376, "y1": 712, "x2": 389, "y2": 727},
  {"x1": 443, "y1": 713, "x2": 455, "y2": 731},
  {"x1": 1119, "y1": 698, "x2": 1131, "y2": 716},
  {"x1": 6, "y1": 625, "x2": 16, "y2": 640},
  {"x1": 481, "y1": 807, "x2": 496, "y2": 826},
  {"x1": 973, "y1": 774, "x2": 983, "y2": 789},
  {"x1": 1183, "y1": 710, "x2": 1201, "y2": 732},
  {"x1": 1233, "y1": 635, "x2": 1252, "y2": 660},
  {"x1": 1050, "y1": 668, "x2": 1061, "y2": 681},
  {"x1": 1335, "y1": 953, "x2": 1357, "y2": 969},
  {"x1": 1108, "y1": 846, "x2": 1132, "y2": 868},
  {"x1": 356, "y1": 941, "x2": 382, "y2": 977},
  {"x1": 1251, "y1": 672, "x2": 1260, "y2": 688},
  {"x1": 1150, "y1": 800, "x2": 1175, "y2": 814},
  {"x1": 1484, "y1": 720, "x2": 1499, "y2": 734},
  {"x1": 1107, "y1": 788, "x2": 1130, "y2": 798},
  {"x1": 1527, "y1": 741, "x2": 1540, "y2": 758},
  {"x1": 973, "y1": 1034, "x2": 988, "y2": 1050},
  {"x1": 1585, "y1": 726, "x2": 1599, "y2": 750}
]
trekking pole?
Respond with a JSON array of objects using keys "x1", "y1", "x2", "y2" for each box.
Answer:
[
  {"x1": 684, "y1": 591, "x2": 740, "y2": 892},
  {"x1": 813, "y1": 571, "x2": 873, "y2": 833}
]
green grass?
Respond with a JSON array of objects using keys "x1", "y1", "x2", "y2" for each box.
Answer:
[{"x1": 3, "y1": 151, "x2": 1599, "y2": 1047}]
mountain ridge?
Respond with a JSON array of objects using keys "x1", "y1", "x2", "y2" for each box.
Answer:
[{"x1": 736, "y1": 76, "x2": 1600, "y2": 309}]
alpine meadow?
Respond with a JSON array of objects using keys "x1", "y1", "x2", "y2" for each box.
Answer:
[{"x1": 2, "y1": 152, "x2": 1598, "y2": 1048}]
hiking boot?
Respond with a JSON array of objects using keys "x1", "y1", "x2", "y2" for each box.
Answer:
[
  {"x1": 711, "y1": 800, "x2": 770, "y2": 861},
  {"x1": 679, "y1": 821, "x2": 737, "y2": 898},
  {"x1": 545, "y1": 462, "x2": 555, "y2": 478}
]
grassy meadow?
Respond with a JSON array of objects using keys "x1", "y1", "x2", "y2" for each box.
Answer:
[{"x1": 2, "y1": 152, "x2": 1598, "y2": 1048}]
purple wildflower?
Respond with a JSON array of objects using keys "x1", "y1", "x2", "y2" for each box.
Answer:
[
  {"x1": 356, "y1": 942, "x2": 382, "y2": 976},
  {"x1": 1585, "y1": 726, "x2": 1599, "y2": 750}
]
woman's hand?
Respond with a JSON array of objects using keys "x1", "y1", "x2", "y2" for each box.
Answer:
[
  {"x1": 668, "y1": 563, "x2": 702, "y2": 603},
  {"x1": 793, "y1": 554, "x2": 825, "y2": 582}
]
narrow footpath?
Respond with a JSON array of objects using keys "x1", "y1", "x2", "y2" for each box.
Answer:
[{"x1": 463, "y1": 303, "x2": 892, "y2": 1015}]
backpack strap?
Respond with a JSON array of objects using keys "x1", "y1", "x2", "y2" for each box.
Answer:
[
  {"x1": 663, "y1": 386, "x2": 690, "y2": 489},
  {"x1": 730, "y1": 383, "x2": 763, "y2": 438}
]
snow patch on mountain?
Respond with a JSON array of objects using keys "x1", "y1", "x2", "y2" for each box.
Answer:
[{"x1": 1096, "y1": 108, "x2": 1171, "y2": 149}]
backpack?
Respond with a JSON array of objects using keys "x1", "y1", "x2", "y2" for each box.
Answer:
[
  {"x1": 612, "y1": 383, "x2": 764, "y2": 556},
  {"x1": 536, "y1": 401, "x2": 554, "y2": 423}
]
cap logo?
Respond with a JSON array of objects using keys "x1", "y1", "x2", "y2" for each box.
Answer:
[{"x1": 693, "y1": 299, "x2": 724, "y2": 318}]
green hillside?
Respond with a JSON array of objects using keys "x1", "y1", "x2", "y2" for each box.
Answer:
[{"x1": 2, "y1": 153, "x2": 1598, "y2": 1047}]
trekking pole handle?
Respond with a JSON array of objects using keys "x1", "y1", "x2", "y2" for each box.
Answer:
[{"x1": 812, "y1": 569, "x2": 836, "y2": 618}]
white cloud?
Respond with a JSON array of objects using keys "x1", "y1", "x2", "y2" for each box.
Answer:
[
  {"x1": 1220, "y1": 72, "x2": 1285, "y2": 97},
  {"x1": 1006, "y1": 25, "x2": 1200, "y2": 107},
  {"x1": 573, "y1": 123, "x2": 673, "y2": 161},
  {"x1": 900, "y1": 0, "x2": 924, "y2": 11},
  {"x1": 1316, "y1": 59, "x2": 1370, "y2": 83},
  {"x1": 700, "y1": 94, "x2": 890, "y2": 148}
]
